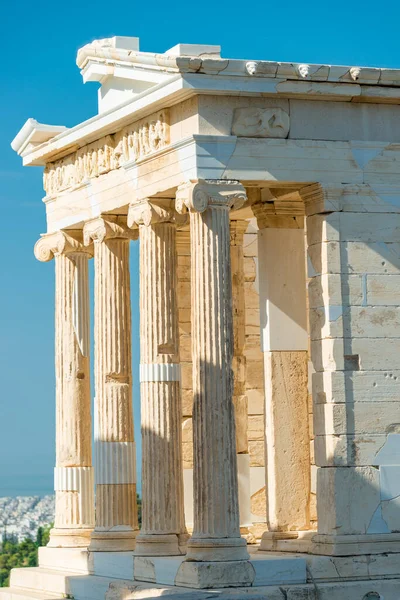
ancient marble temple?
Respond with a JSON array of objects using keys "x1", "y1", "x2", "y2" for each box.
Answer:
[{"x1": 4, "y1": 36, "x2": 400, "y2": 598}]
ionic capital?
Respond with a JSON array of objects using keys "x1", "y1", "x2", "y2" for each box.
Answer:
[
  {"x1": 176, "y1": 179, "x2": 247, "y2": 214},
  {"x1": 127, "y1": 199, "x2": 187, "y2": 229},
  {"x1": 83, "y1": 216, "x2": 137, "y2": 246},
  {"x1": 34, "y1": 230, "x2": 92, "y2": 262}
]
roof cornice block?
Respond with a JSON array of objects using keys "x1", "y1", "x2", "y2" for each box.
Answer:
[{"x1": 11, "y1": 118, "x2": 68, "y2": 157}]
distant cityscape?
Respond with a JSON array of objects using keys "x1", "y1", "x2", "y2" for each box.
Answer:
[{"x1": 0, "y1": 496, "x2": 55, "y2": 542}]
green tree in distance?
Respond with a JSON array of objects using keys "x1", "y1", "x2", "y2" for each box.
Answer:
[{"x1": 0, "y1": 524, "x2": 52, "y2": 587}]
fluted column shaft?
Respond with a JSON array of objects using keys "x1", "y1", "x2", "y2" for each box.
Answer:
[
  {"x1": 84, "y1": 217, "x2": 138, "y2": 551},
  {"x1": 230, "y1": 221, "x2": 253, "y2": 534},
  {"x1": 35, "y1": 232, "x2": 94, "y2": 548},
  {"x1": 176, "y1": 180, "x2": 249, "y2": 562},
  {"x1": 129, "y1": 200, "x2": 186, "y2": 555}
]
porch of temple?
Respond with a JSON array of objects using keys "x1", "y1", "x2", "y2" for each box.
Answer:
[{"x1": 3, "y1": 35, "x2": 400, "y2": 599}]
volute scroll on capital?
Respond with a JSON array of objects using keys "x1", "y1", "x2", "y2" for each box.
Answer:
[
  {"x1": 175, "y1": 180, "x2": 247, "y2": 215},
  {"x1": 127, "y1": 199, "x2": 188, "y2": 229},
  {"x1": 34, "y1": 231, "x2": 93, "y2": 262},
  {"x1": 83, "y1": 216, "x2": 138, "y2": 247}
]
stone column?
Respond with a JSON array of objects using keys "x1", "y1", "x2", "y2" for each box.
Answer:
[
  {"x1": 230, "y1": 221, "x2": 253, "y2": 536},
  {"x1": 252, "y1": 204, "x2": 311, "y2": 551},
  {"x1": 300, "y1": 183, "x2": 400, "y2": 556},
  {"x1": 175, "y1": 180, "x2": 253, "y2": 590},
  {"x1": 84, "y1": 217, "x2": 138, "y2": 551},
  {"x1": 35, "y1": 232, "x2": 94, "y2": 548},
  {"x1": 128, "y1": 200, "x2": 187, "y2": 556}
]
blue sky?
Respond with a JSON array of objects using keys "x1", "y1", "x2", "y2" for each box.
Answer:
[{"x1": 0, "y1": 0, "x2": 399, "y2": 493}]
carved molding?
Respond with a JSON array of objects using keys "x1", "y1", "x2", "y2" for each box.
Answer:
[
  {"x1": 34, "y1": 230, "x2": 92, "y2": 262},
  {"x1": 176, "y1": 179, "x2": 247, "y2": 214},
  {"x1": 127, "y1": 199, "x2": 187, "y2": 228},
  {"x1": 43, "y1": 110, "x2": 170, "y2": 196},
  {"x1": 83, "y1": 217, "x2": 137, "y2": 246},
  {"x1": 231, "y1": 107, "x2": 290, "y2": 139}
]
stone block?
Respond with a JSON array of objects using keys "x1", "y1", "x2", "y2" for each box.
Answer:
[
  {"x1": 351, "y1": 338, "x2": 400, "y2": 370},
  {"x1": 243, "y1": 233, "x2": 258, "y2": 257},
  {"x1": 175, "y1": 560, "x2": 255, "y2": 588},
  {"x1": 176, "y1": 281, "x2": 191, "y2": 309},
  {"x1": 264, "y1": 351, "x2": 310, "y2": 531},
  {"x1": 314, "y1": 402, "x2": 400, "y2": 436},
  {"x1": 346, "y1": 241, "x2": 400, "y2": 275},
  {"x1": 317, "y1": 466, "x2": 380, "y2": 535},
  {"x1": 310, "y1": 338, "x2": 345, "y2": 372},
  {"x1": 233, "y1": 395, "x2": 248, "y2": 453},
  {"x1": 313, "y1": 370, "x2": 400, "y2": 404},
  {"x1": 307, "y1": 241, "x2": 341, "y2": 276},
  {"x1": 344, "y1": 306, "x2": 400, "y2": 338},
  {"x1": 247, "y1": 388, "x2": 264, "y2": 414},
  {"x1": 307, "y1": 213, "x2": 341, "y2": 246},
  {"x1": 180, "y1": 363, "x2": 192, "y2": 389},
  {"x1": 246, "y1": 360, "x2": 265, "y2": 388},
  {"x1": 314, "y1": 434, "x2": 400, "y2": 467},
  {"x1": 244, "y1": 335, "x2": 263, "y2": 361},
  {"x1": 243, "y1": 256, "x2": 257, "y2": 281},
  {"x1": 249, "y1": 441, "x2": 265, "y2": 466},
  {"x1": 181, "y1": 390, "x2": 193, "y2": 417},
  {"x1": 245, "y1": 308, "x2": 260, "y2": 334},
  {"x1": 309, "y1": 306, "x2": 344, "y2": 340},
  {"x1": 308, "y1": 212, "x2": 400, "y2": 245},
  {"x1": 178, "y1": 321, "x2": 191, "y2": 336},
  {"x1": 367, "y1": 274, "x2": 400, "y2": 305},
  {"x1": 182, "y1": 417, "x2": 193, "y2": 470},
  {"x1": 179, "y1": 336, "x2": 192, "y2": 362},
  {"x1": 248, "y1": 415, "x2": 264, "y2": 441},
  {"x1": 178, "y1": 308, "x2": 191, "y2": 323},
  {"x1": 244, "y1": 281, "x2": 260, "y2": 309},
  {"x1": 308, "y1": 273, "x2": 364, "y2": 308}
]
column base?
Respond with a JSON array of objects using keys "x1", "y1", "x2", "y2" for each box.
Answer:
[
  {"x1": 175, "y1": 559, "x2": 255, "y2": 589},
  {"x1": 134, "y1": 533, "x2": 188, "y2": 556},
  {"x1": 89, "y1": 529, "x2": 138, "y2": 552},
  {"x1": 260, "y1": 531, "x2": 400, "y2": 556},
  {"x1": 259, "y1": 530, "x2": 312, "y2": 552},
  {"x1": 311, "y1": 532, "x2": 400, "y2": 556},
  {"x1": 47, "y1": 527, "x2": 93, "y2": 548},
  {"x1": 185, "y1": 536, "x2": 249, "y2": 562}
]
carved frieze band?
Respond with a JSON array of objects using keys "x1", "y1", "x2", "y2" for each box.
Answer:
[
  {"x1": 139, "y1": 363, "x2": 181, "y2": 382},
  {"x1": 34, "y1": 231, "x2": 92, "y2": 262},
  {"x1": 128, "y1": 199, "x2": 187, "y2": 228},
  {"x1": 94, "y1": 441, "x2": 137, "y2": 485},
  {"x1": 43, "y1": 109, "x2": 170, "y2": 196},
  {"x1": 231, "y1": 107, "x2": 290, "y2": 139},
  {"x1": 176, "y1": 179, "x2": 247, "y2": 214}
]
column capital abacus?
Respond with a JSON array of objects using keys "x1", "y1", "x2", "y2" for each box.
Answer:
[
  {"x1": 176, "y1": 179, "x2": 247, "y2": 214},
  {"x1": 34, "y1": 230, "x2": 93, "y2": 262},
  {"x1": 83, "y1": 216, "x2": 137, "y2": 246},
  {"x1": 127, "y1": 198, "x2": 187, "y2": 229}
]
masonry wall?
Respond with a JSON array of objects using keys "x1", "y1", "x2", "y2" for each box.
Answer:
[{"x1": 306, "y1": 185, "x2": 400, "y2": 536}]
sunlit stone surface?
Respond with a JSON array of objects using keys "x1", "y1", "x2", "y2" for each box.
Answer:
[{"x1": 6, "y1": 34, "x2": 400, "y2": 599}]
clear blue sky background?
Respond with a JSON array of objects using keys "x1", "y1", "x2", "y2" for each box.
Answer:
[{"x1": 0, "y1": 0, "x2": 398, "y2": 494}]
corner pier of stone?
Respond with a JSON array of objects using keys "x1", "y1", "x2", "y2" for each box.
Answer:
[{"x1": 5, "y1": 34, "x2": 400, "y2": 599}]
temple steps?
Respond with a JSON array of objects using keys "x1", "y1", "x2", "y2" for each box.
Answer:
[
  {"x1": 5, "y1": 568, "x2": 122, "y2": 600},
  {"x1": 0, "y1": 588, "x2": 64, "y2": 600}
]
